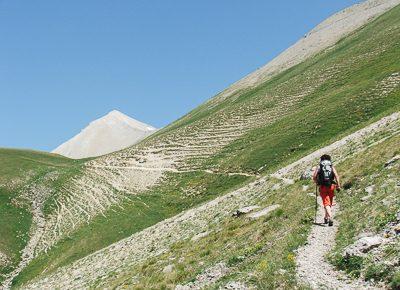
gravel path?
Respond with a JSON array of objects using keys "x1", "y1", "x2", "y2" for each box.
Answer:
[{"x1": 296, "y1": 199, "x2": 378, "y2": 290}]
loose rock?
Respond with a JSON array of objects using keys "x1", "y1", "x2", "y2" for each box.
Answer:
[
  {"x1": 191, "y1": 231, "x2": 210, "y2": 242},
  {"x1": 384, "y1": 155, "x2": 400, "y2": 168},
  {"x1": 247, "y1": 205, "x2": 280, "y2": 219},
  {"x1": 300, "y1": 168, "x2": 314, "y2": 180},
  {"x1": 223, "y1": 281, "x2": 249, "y2": 289},
  {"x1": 0, "y1": 251, "x2": 9, "y2": 267},
  {"x1": 364, "y1": 185, "x2": 375, "y2": 195},
  {"x1": 344, "y1": 236, "x2": 383, "y2": 258},
  {"x1": 163, "y1": 264, "x2": 174, "y2": 274},
  {"x1": 176, "y1": 262, "x2": 229, "y2": 289},
  {"x1": 232, "y1": 206, "x2": 260, "y2": 217}
]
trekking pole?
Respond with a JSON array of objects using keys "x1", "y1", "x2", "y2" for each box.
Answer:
[{"x1": 315, "y1": 184, "x2": 318, "y2": 224}]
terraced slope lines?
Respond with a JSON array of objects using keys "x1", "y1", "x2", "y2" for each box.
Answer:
[
  {"x1": 21, "y1": 113, "x2": 400, "y2": 289},
  {"x1": 0, "y1": 149, "x2": 83, "y2": 287},
  {"x1": 2, "y1": 0, "x2": 400, "y2": 289}
]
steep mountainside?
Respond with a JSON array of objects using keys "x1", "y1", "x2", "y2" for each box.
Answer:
[
  {"x1": 52, "y1": 110, "x2": 156, "y2": 159},
  {"x1": 1, "y1": 1, "x2": 399, "y2": 289},
  {"x1": 0, "y1": 149, "x2": 83, "y2": 285},
  {"x1": 23, "y1": 112, "x2": 400, "y2": 289}
]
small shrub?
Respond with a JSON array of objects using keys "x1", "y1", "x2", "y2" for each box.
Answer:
[
  {"x1": 365, "y1": 264, "x2": 390, "y2": 282},
  {"x1": 300, "y1": 216, "x2": 312, "y2": 225},
  {"x1": 242, "y1": 243, "x2": 263, "y2": 256},
  {"x1": 200, "y1": 249, "x2": 211, "y2": 257},
  {"x1": 343, "y1": 180, "x2": 354, "y2": 190},
  {"x1": 256, "y1": 259, "x2": 270, "y2": 272},
  {"x1": 335, "y1": 255, "x2": 363, "y2": 278},
  {"x1": 227, "y1": 255, "x2": 244, "y2": 266},
  {"x1": 390, "y1": 271, "x2": 400, "y2": 290},
  {"x1": 376, "y1": 211, "x2": 394, "y2": 229},
  {"x1": 274, "y1": 208, "x2": 284, "y2": 218}
]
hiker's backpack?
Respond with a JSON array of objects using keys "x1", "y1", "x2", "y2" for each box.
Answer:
[{"x1": 317, "y1": 160, "x2": 335, "y2": 186}]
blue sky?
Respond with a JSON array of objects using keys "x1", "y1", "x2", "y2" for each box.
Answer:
[{"x1": 0, "y1": 0, "x2": 360, "y2": 151}]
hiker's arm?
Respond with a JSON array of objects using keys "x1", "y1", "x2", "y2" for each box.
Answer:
[{"x1": 333, "y1": 167, "x2": 341, "y2": 189}]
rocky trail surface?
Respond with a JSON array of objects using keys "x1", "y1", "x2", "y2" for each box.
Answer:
[{"x1": 296, "y1": 202, "x2": 378, "y2": 290}]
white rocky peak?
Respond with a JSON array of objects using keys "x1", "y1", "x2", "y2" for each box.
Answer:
[
  {"x1": 52, "y1": 110, "x2": 157, "y2": 159},
  {"x1": 93, "y1": 110, "x2": 156, "y2": 131}
]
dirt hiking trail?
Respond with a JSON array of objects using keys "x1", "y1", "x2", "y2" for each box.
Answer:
[{"x1": 296, "y1": 198, "x2": 378, "y2": 290}]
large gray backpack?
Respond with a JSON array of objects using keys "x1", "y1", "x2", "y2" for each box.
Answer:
[{"x1": 317, "y1": 160, "x2": 334, "y2": 186}]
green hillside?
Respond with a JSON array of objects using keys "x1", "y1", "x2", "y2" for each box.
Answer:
[
  {"x1": 13, "y1": 4, "x2": 400, "y2": 287},
  {"x1": 102, "y1": 124, "x2": 400, "y2": 289},
  {"x1": 3, "y1": 3, "x2": 400, "y2": 289},
  {"x1": 15, "y1": 110, "x2": 400, "y2": 289},
  {"x1": 0, "y1": 149, "x2": 83, "y2": 283},
  {"x1": 177, "y1": 4, "x2": 400, "y2": 173}
]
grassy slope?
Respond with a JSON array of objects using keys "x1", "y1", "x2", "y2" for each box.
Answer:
[
  {"x1": 152, "y1": 5, "x2": 400, "y2": 150},
  {"x1": 0, "y1": 149, "x2": 82, "y2": 282},
  {"x1": 208, "y1": 5, "x2": 400, "y2": 173},
  {"x1": 101, "y1": 127, "x2": 400, "y2": 289},
  {"x1": 13, "y1": 4, "x2": 400, "y2": 287},
  {"x1": 0, "y1": 189, "x2": 31, "y2": 281},
  {"x1": 107, "y1": 178, "x2": 313, "y2": 289},
  {"x1": 14, "y1": 172, "x2": 250, "y2": 285},
  {"x1": 330, "y1": 134, "x2": 400, "y2": 286}
]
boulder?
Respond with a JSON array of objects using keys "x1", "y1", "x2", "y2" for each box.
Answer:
[
  {"x1": 271, "y1": 183, "x2": 281, "y2": 191},
  {"x1": 361, "y1": 185, "x2": 375, "y2": 201},
  {"x1": 224, "y1": 281, "x2": 248, "y2": 289},
  {"x1": 361, "y1": 195, "x2": 371, "y2": 202},
  {"x1": 232, "y1": 206, "x2": 260, "y2": 217},
  {"x1": 394, "y1": 224, "x2": 400, "y2": 235},
  {"x1": 364, "y1": 185, "x2": 375, "y2": 195},
  {"x1": 163, "y1": 264, "x2": 174, "y2": 274},
  {"x1": 191, "y1": 231, "x2": 210, "y2": 242},
  {"x1": 300, "y1": 168, "x2": 314, "y2": 180},
  {"x1": 384, "y1": 155, "x2": 400, "y2": 168},
  {"x1": 344, "y1": 236, "x2": 383, "y2": 257},
  {"x1": 247, "y1": 205, "x2": 281, "y2": 219}
]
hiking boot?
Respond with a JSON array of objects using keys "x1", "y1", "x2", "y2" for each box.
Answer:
[
  {"x1": 328, "y1": 219, "x2": 334, "y2": 227},
  {"x1": 324, "y1": 218, "x2": 329, "y2": 224}
]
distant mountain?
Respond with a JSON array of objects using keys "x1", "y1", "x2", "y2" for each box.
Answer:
[{"x1": 52, "y1": 110, "x2": 156, "y2": 159}]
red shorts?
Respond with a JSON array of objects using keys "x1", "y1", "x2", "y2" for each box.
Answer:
[{"x1": 320, "y1": 185, "x2": 335, "y2": 207}]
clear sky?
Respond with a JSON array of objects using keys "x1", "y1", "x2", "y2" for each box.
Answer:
[{"x1": 0, "y1": 0, "x2": 360, "y2": 151}]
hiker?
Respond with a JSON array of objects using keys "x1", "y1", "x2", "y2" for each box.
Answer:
[{"x1": 313, "y1": 154, "x2": 341, "y2": 226}]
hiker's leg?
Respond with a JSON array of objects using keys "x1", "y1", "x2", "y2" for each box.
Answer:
[
  {"x1": 325, "y1": 205, "x2": 332, "y2": 219},
  {"x1": 329, "y1": 193, "x2": 334, "y2": 217},
  {"x1": 321, "y1": 190, "x2": 330, "y2": 218},
  {"x1": 324, "y1": 206, "x2": 329, "y2": 218}
]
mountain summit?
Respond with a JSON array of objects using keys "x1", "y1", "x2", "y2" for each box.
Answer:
[{"x1": 52, "y1": 110, "x2": 156, "y2": 159}]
